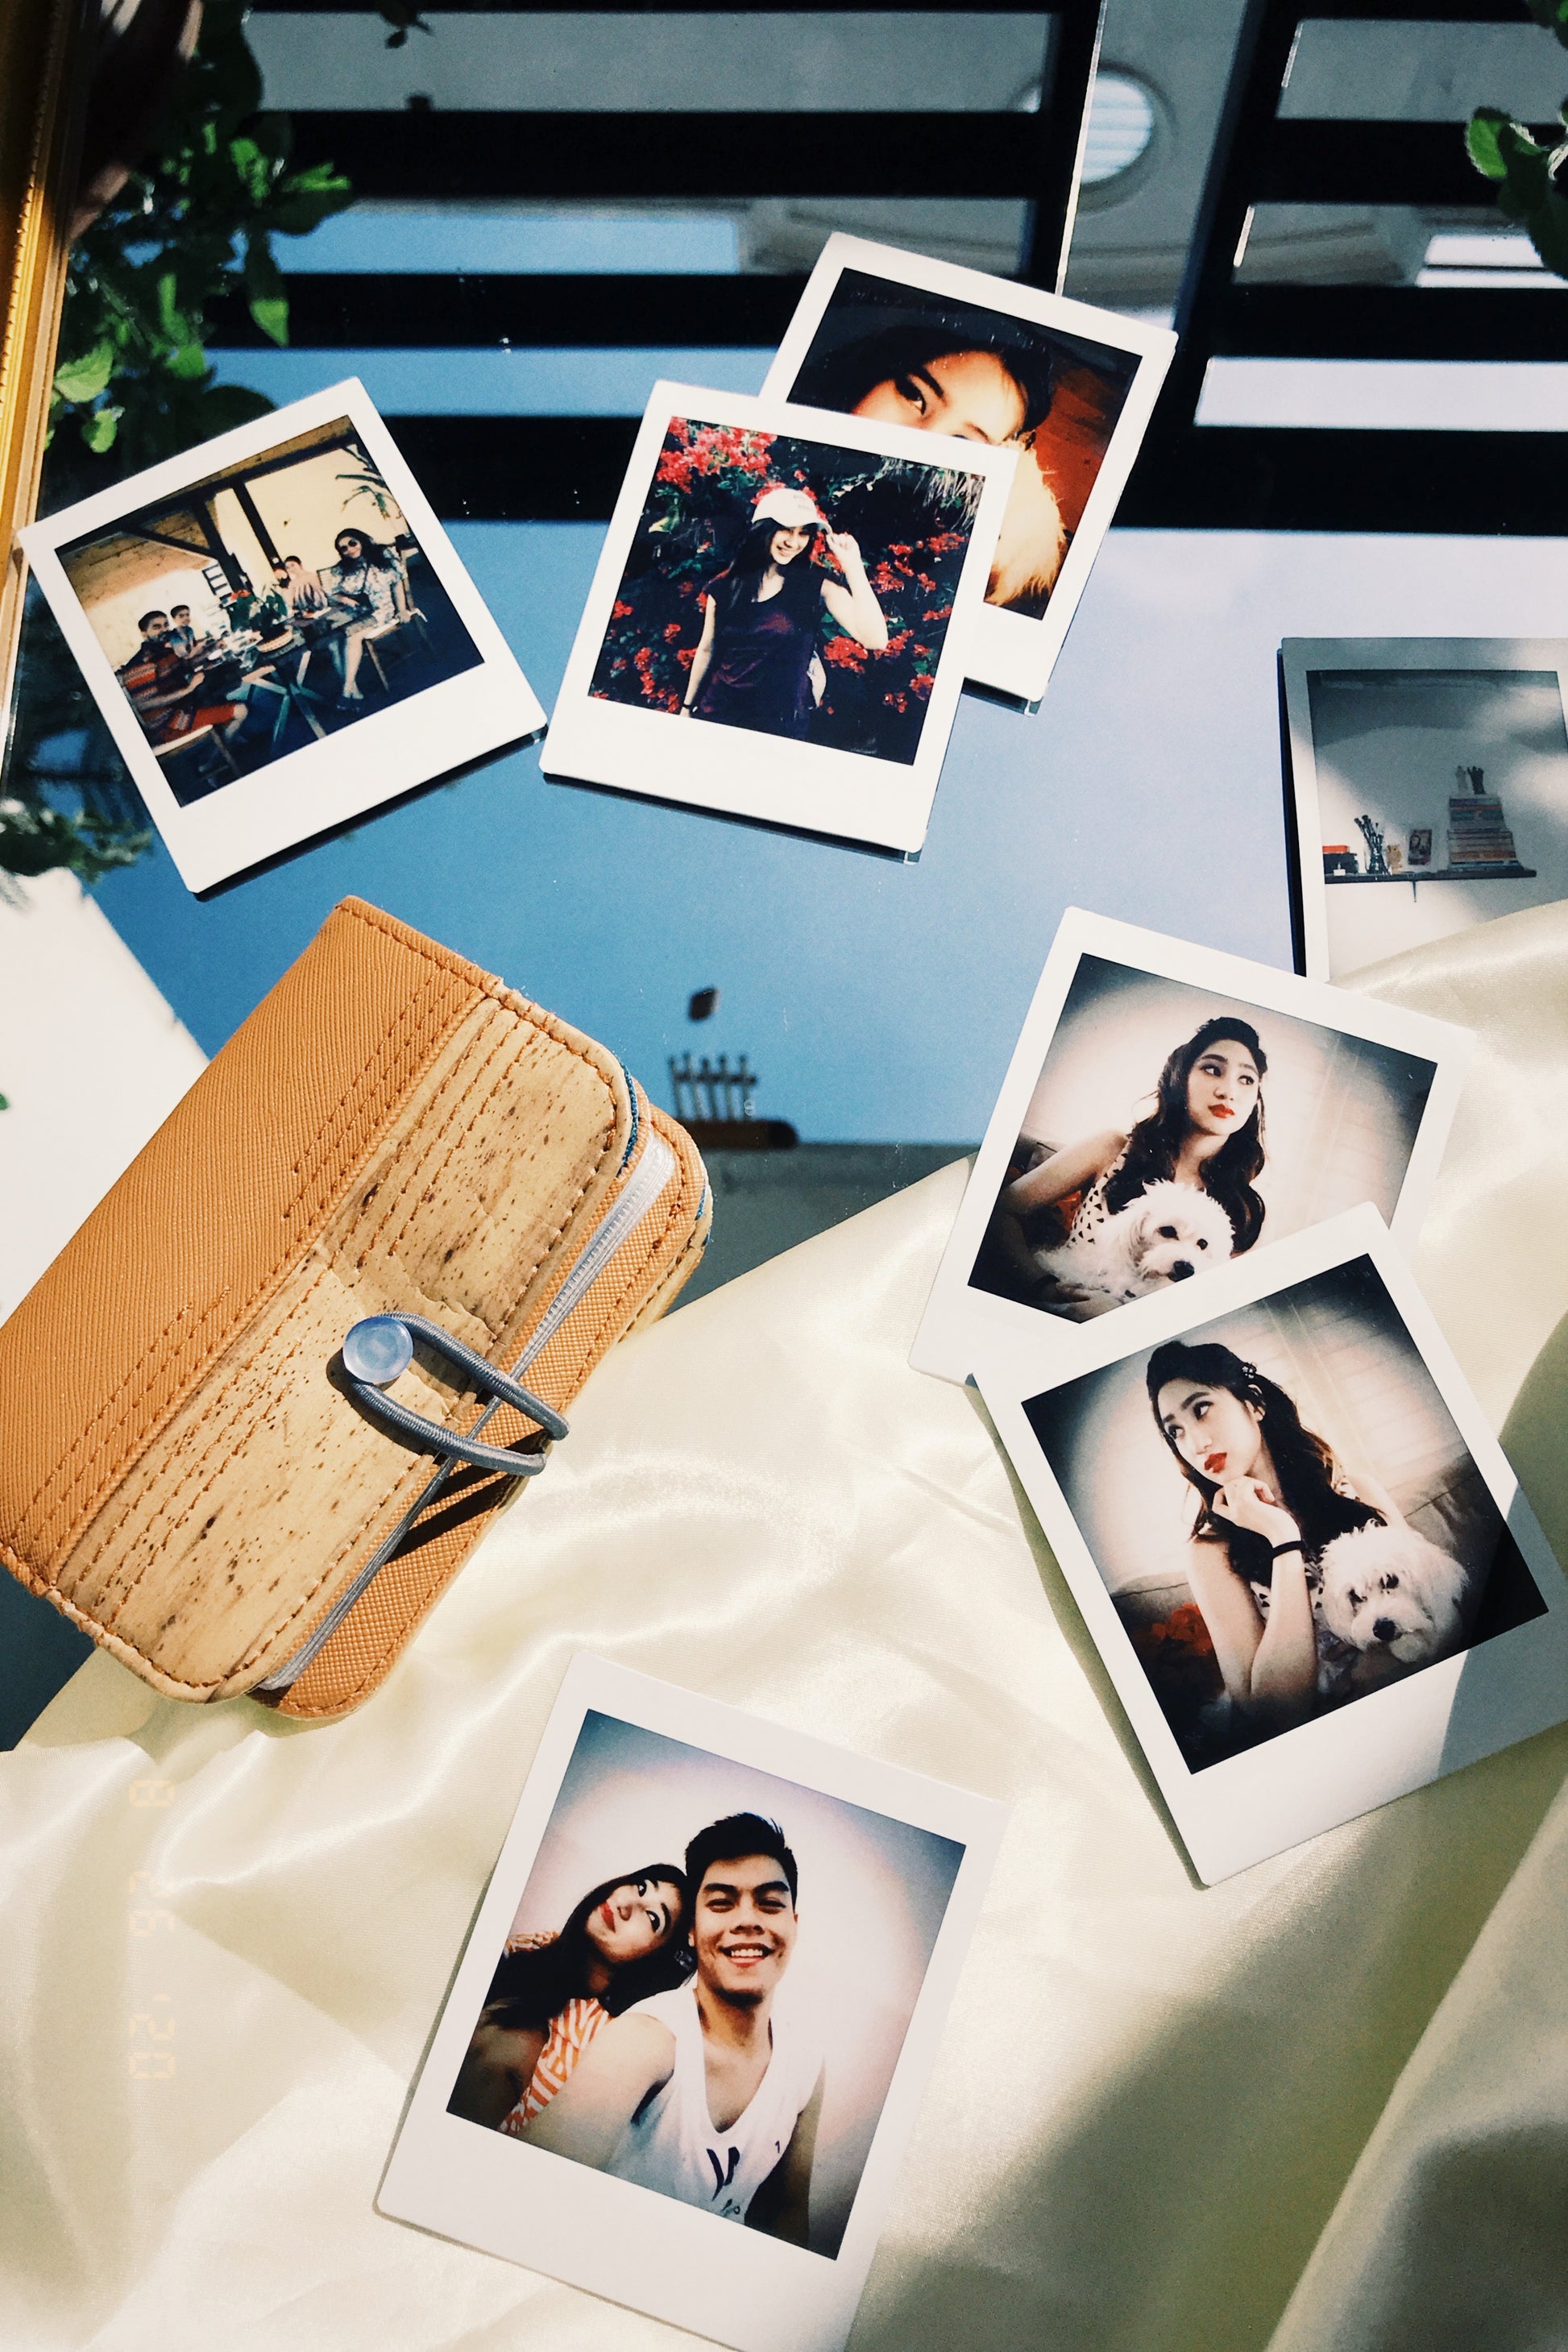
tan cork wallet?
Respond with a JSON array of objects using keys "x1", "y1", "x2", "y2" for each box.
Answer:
[{"x1": 0, "y1": 898, "x2": 711, "y2": 1719}]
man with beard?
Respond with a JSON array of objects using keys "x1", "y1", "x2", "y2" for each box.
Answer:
[{"x1": 523, "y1": 1813, "x2": 824, "y2": 2243}]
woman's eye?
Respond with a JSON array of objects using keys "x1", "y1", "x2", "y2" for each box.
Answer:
[{"x1": 893, "y1": 374, "x2": 928, "y2": 413}]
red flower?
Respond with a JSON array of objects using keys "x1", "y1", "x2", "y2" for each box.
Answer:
[
  {"x1": 1151, "y1": 1605, "x2": 1215, "y2": 1657},
  {"x1": 911, "y1": 672, "x2": 933, "y2": 699},
  {"x1": 823, "y1": 636, "x2": 866, "y2": 671},
  {"x1": 612, "y1": 599, "x2": 634, "y2": 620},
  {"x1": 664, "y1": 621, "x2": 682, "y2": 641}
]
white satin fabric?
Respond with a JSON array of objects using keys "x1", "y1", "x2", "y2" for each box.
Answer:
[{"x1": 4, "y1": 903, "x2": 1568, "y2": 2352}]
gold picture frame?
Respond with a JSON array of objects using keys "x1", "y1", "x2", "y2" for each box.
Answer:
[{"x1": 0, "y1": 0, "x2": 86, "y2": 729}]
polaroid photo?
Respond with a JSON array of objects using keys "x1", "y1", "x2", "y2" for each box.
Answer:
[
  {"x1": 540, "y1": 382, "x2": 1015, "y2": 855},
  {"x1": 762, "y1": 234, "x2": 1176, "y2": 707},
  {"x1": 1280, "y1": 637, "x2": 1568, "y2": 980},
  {"x1": 911, "y1": 908, "x2": 1472, "y2": 1388},
  {"x1": 379, "y1": 1653, "x2": 1006, "y2": 2352},
  {"x1": 19, "y1": 379, "x2": 544, "y2": 893},
  {"x1": 977, "y1": 1204, "x2": 1568, "y2": 1882}
]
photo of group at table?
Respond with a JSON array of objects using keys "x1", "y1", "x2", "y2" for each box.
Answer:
[{"x1": 56, "y1": 413, "x2": 483, "y2": 806}]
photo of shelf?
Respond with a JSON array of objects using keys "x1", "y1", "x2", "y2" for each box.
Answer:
[{"x1": 1327, "y1": 865, "x2": 1538, "y2": 885}]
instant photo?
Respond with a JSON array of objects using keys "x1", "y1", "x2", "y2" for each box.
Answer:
[
  {"x1": 1280, "y1": 637, "x2": 1568, "y2": 980},
  {"x1": 380, "y1": 1656, "x2": 1005, "y2": 2352},
  {"x1": 542, "y1": 383, "x2": 1014, "y2": 855},
  {"x1": 763, "y1": 234, "x2": 1175, "y2": 705},
  {"x1": 19, "y1": 380, "x2": 544, "y2": 891},
  {"x1": 912, "y1": 910, "x2": 1471, "y2": 1387},
  {"x1": 978, "y1": 1209, "x2": 1568, "y2": 1884}
]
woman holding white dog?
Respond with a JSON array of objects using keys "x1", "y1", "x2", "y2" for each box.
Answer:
[
  {"x1": 1145, "y1": 1338, "x2": 1448, "y2": 1725},
  {"x1": 1006, "y1": 1015, "x2": 1270, "y2": 1258}
]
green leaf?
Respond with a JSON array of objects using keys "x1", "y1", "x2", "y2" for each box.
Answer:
[
  {"x1": 1525, "y1": 0, "x2": 1568, "y2": 49},
  {"x1": 227, "y1": 135, "x2": 274, "y2": 204},
  {"x1": 1466, "y1": 106, "x2": 1512, "y2": 182},
  {"x1": 268, "y1": 172, "x2": 354, "y2": 237},
  {"x1": 1499, "y1": 117, "x2": 1555, "y2": 211},
  {"x1": 52, "y1": 337, "x2": 116, "y2": 402},
  {"x1": 81, "y1": 404, "x2": 120, "y2": 452},
  {"x1": 194, "y1": 382, "x2": 276, "y2": 434},
  {"x1": 244, "y1": 231, "x2": 289, "y2": 343},
  {"x1": 167, "y1": 340, "x2": 209, "y2": 380}
]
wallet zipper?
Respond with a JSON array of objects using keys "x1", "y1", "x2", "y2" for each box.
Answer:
[{"x1": 253, "y1": 1126, "x2": 677, "y2": 1695}]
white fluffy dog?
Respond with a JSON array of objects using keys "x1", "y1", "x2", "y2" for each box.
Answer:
[
  {"x1": 1315, "y1": 1520, "x2": 1469, "y2": 1671},
  {"x1": 1035, "y1": 1178, "x2": 1236, "y2": 1317}
]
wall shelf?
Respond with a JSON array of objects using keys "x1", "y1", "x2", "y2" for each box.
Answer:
[{"x1": 1327, "y1": 865, "x2": 1538, "y2": 887}]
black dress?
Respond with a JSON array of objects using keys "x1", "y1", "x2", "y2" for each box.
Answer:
[{"x1": 694, "y1": 579, "x2": 817, "y2": 740}]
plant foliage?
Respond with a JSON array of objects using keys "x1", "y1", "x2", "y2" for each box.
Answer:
[
  {"x1": 48, "y1": 0, "x2": 353, "y2": 490},
  {"x1": 1466, "y1": 9, "x2": 1568, "y2": 276}
]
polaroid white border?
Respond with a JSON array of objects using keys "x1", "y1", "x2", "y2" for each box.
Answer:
[
  {"x1": 19, "y1": 378, "x2": 545, "y2": 893},
  {"x1": 378, "y1": 1653, "x2": 1006, "y2": 2352},
  {"x1": 540, "y1": 380, "x2": 1015, "y2": 856},
  {"x1": 977, "y1": 1202, "x2": 1568, "y2": 1885},
  {"x1": 762, "y1": 233, "x2": 1176, "y2": 707},
  {"x1": 911, "y1": 906, "x2": 1473, "y2": 1389},
  {"x1": 1281, "y1": 636, "x2": 1568, "y2": 981}
]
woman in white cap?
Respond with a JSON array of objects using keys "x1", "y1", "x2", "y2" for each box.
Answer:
[{"x1": 679, "y1": 486, "x2": 888, "y2": 740}]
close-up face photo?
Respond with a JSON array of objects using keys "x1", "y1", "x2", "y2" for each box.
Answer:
[{"x1": 782, "y1": 268, "x2": 1139, "y2": 622}]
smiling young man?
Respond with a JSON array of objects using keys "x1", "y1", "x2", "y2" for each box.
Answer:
[{"x1": 522, "y1": 1813, "x2": 824, "y2": 2244}]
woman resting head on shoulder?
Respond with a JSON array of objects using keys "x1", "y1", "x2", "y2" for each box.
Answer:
[
  {"x1": 791, "y1": 320, "x2": 1064, "y2": 609},
  {"x1": 1147, "y1": 1340, "x2": 1396, "y2": 1724},
  {"x1": 1006, "y1": 1015, "x2": 1270, "y2": 1263},
  {"x1": 447, "y1": 1864, "x2": 689, "y2": 2134}
]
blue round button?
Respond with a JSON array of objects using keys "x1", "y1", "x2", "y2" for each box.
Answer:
[{"x1": 342, "y1": 1315, "x2": 414, "y2": 1388}]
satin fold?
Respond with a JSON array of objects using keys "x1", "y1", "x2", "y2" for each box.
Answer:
[{"x1": 3, "y1": 902, "x2": 1567, "y2": 2352}]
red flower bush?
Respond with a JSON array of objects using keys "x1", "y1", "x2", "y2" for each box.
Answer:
[{"x1": 590, "y1": 421, "x2": 979, "y2": 763}]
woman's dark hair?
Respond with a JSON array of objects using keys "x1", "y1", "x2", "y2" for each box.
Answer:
[
  {"x1": 794, "y1": 321, "x2": 1055, "y2": 439},
  {"x1": 708, "y1": 516, "x2": 824, "y2": 622},
  {"x1": 1145, "y1": 1340, "x2": 1383, "y2": 1586},
  {"x1": 481, "y1": 1863, "x2": 690, "y2": 2031},
  {"x1": 1104, "y1": 1017, "x2": 1270, "y2": 1252}
]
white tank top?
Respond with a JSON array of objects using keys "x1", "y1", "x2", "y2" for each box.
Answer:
[{"x1": 604, "y1": 1981, "x2": 821, "y2": 2222}]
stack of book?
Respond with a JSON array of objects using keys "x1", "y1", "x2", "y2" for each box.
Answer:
[{"x1": 1447, "y1": 791, "x2": 1521, "y2": 870}]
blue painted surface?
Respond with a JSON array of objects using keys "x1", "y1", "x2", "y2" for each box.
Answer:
[
  {"x1": 91, "y1": 521, "x2": 1300, "y2": 1143},
  {"x1": 205, "y1": 346, "x2": 772, "y2": 414},
  {"x1": 274, "y1": 206, "x2": 741, "y2": 275}
]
